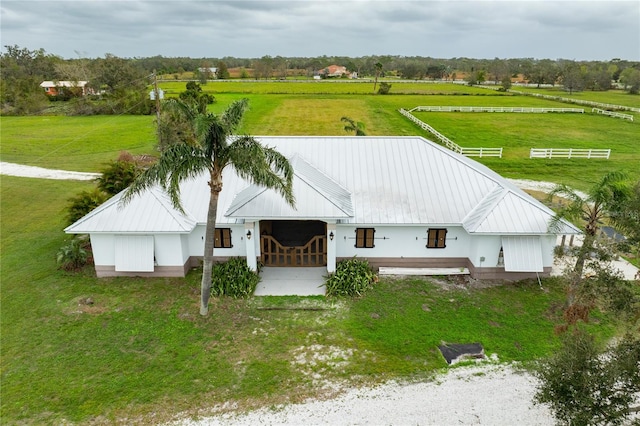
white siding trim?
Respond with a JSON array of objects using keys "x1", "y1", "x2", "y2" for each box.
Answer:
[
  {"x1": 115, "y1": 235, "x2": 154, "y2": 272},
  {"x1": 501, "y1": 236, "x2": 544, "y2": 272}
]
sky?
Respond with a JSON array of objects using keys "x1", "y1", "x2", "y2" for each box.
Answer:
[{"x1": 1, "y1": 0, "x2": 639, "y2": 61}]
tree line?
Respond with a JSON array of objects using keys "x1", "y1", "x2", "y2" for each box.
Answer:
[{"x1": 2, "y1": 45, "x2": 639, "y2": 115}]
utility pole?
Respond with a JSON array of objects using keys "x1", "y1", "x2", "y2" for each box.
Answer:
[{"x1": 152, "y1": 70, "x2": 161, "y2": 123}]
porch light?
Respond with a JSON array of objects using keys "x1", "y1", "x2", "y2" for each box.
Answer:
[
  {"x1": 329, "y1": 231, "x2": 334, "y2": 241},
  {"x1": 246, "y1": 230, "x2": 252, "y2": 240}
]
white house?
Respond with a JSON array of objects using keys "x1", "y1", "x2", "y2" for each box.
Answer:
[
  {"x1": 65, "y1": 136, "x2": 580, "y2": 280},
  {"x1": 40, "y1": 81, "x2": 91, "y2": 96}
]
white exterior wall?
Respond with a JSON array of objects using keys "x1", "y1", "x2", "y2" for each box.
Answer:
[
  {"x1": 468, "y1": 235, "x2": 502, "y2": 268},
  {"x1": 186, "y1": 224, "x2": 246, "y2": 258},
  {"x1": 153, "y1": 234, "x2": 186, "y2": 266},
  {"x1": 335, "y1": 225, "x2": 470, "y2": 258}
]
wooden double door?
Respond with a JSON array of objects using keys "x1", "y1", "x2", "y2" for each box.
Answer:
[{"x1": 259, "y1": 220, "x2": 327, "y2": 267}]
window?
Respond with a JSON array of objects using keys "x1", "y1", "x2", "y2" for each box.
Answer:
[
  {"x1": 355, "y1": 228, "x2": 375, "y2": 248},
  {"x1": 426, "y1": 228, "x2": 447, "y2": 248},
  {"x1": 214, "y1": 228, "x2": 232, "y2": 248}
]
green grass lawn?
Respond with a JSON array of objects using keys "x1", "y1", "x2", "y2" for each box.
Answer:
[
  {"x1": 158, "y1": 80, "x2": 500, "y2": 96},
  {"x1": 0, "y1": 174, "x2": 618, "y2": 425},
  {"x1": 511, "y1": 86, "x2": 640, "y2": 109},
  {"x1": 0, "y1": 115, "x2": 157, "y2": 171}
]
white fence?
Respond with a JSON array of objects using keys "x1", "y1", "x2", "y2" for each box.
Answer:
[
  {"x1": 409, "y1": 106, "x2": 584, "y2": 113},
  {"x1": 506, "y1": 89, "x2": 640, "y2": 113},
  {"x1": 592, "y1": 108, "x2": 634, "y2": 121},
  {"x1": 530, "y1": 148, "x2": 611, "y2": 159},
  {"x1": 399, "y1": 108, "x2": 503, "y2": 158}
]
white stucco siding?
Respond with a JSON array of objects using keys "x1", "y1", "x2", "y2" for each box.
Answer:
[{"x1": 335, "y1": 225, "x2": 470, "y2": 258}]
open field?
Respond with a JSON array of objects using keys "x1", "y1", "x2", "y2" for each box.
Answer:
[
  {"x1": 0, "y1": 115, "x2": 156, "y2": 172},
  {"x1": 511, "y1": 86, "x2": 640, "y2": 109},
  {"x1": 157, "y1": 80, "x2": 500, "y2": 96},
  {"x1": 0, "y1": 175, "x2": 617, "y2": 424},
  {"x1": 4, "y1": 85, "x2": 637, "y2": 190}
]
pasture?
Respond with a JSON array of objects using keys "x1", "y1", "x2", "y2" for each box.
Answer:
[
  {"x1": 0, "y1": 81, "x2": 637, "y2": 424},
  {"x1": 3, "y1": 81, "x2": 637, "y2": 190}
]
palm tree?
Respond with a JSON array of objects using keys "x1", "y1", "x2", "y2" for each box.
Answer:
[
  {"x1": 123, "y1": 98, "x2": 295, "y2": 315},
  {"x1": 548, "y1": 171, "x2": 630, "y2": 296},
  {"x1": 373, "y1": 62, "x2": 383, "y2": 93},
  {"x1": 340, "y1": 116, "x2": 366, "y2": 136}
]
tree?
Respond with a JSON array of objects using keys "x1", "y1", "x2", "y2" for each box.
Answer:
[
  {"x1": 178, "y1": 82, "x2": 215, "y2": 113},
  {"x1": 499, "y1": 75, "x2": 512, "y2": 91},
  {"x1": 611, "y1": 178, "x2": 640, "y2": 261},
  {"x1": 216, "y1": 61, "x2": 230, "y2": 79},
  {"x1": 341, "y1": 116, "x2": 366, "y2": 136},
  {"x1": 534, "y1": 328, "x2": 640, "y2": 425},
  {"x1": 372, "y1": 62, "x2": 383, "y2": 93},
  {"x1": 620, "y1": 67, "x2": 640, "y2": 94},
  {"x1": 123, "y1": 99, "x2": 295, "y2": 315},
  {"x1": 548, "y1": 171, "x2": 630, "y2": 302},
  {"x1": 560, "y1": 61, "x2": 587, "y2": 94}
]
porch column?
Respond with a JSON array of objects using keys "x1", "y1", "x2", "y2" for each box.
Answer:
[
  {"x1": 327, "y1": 223, "x2": 337, "y2": 273},
  {"x1": 245, "y1": 221, "x2": 257, "y2": 271}
]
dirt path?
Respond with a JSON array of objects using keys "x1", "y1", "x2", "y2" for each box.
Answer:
[{"x1": 0, "y1": 161, "x2": 100, "y2": 180}]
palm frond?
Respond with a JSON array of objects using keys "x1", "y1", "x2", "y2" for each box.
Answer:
[
  {"x1": 221, "y1": 98, "x2": 249, "y2": 132},
  {"x1": 120, "y1": 144, "x2": 210, "y2": 213},
  {"x1": 228, "y1": 136, "x2": 295, "y2": 208}
]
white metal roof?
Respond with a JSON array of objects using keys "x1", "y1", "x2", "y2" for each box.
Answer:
[
  {"x1": 65, "y1": 136, "x2": 579, "y2": 235},
  {"x1": 64, "y1": 187, "x2": 197, "y2": 234},
  {"x1": 40, "y1": 81, "x2": 89, "y2": 88}
]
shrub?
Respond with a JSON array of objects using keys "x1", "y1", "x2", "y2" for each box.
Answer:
[
  {"x1": 66, "y1": 188, "x2": 109, "y2": 225},
  {"x1": 377, "y1": 82, "x2": 392, "y2": 95},
  {"x1": 56, "y1": 236, "x2": 91, "y2": 271},
  {"x1": 325, "y1": 257, "x2": 376, "y2": 297},
  {"x1": 211, "y1": 257, "x2": 260, "y2": 298},
  {"x1": 95, "y1": 159, "x2": 141, "y2": 195}
]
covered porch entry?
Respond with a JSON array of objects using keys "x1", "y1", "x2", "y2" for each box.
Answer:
[{"x1": 259, "y1": 220, "x2": 327, "y2": 267}]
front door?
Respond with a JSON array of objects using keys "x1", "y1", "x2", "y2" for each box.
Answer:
[{"x1": 260, "y1": 220, "x2": 327, "y2": 267}]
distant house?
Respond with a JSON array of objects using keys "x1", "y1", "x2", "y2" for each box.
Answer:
[
  {"x1": 40, "y1": 81, "x2": 91, "y2": 97},
  {"x1": 65, "y1": 136, "x2": 580, "y2": 280},
  {"x1": 197, "y1": 67, "x2": 218, "y2": 78},
  {"x1": 319, "y1": 65, "x2": 353, "y2": 79}
]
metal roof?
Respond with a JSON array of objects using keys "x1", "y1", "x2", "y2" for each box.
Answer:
[
  {"x1": 225, "y1": 154, "x2": 353, "y2": 220},
  {"x1": 65, "y1": 136, "x2": 579, "y2": 235},
  {"x1": 64, "y1": 187, "x2": 197, "y2": 234}
]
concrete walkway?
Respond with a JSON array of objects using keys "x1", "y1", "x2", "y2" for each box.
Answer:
[{"x1": 255, "y1": 267, "x2": 327, "y2": 296}]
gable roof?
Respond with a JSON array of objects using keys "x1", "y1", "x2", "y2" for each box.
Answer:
[
  {"x1": 225, "y1": 155, "x2": 353, "y2": 220},
  {"x1": 65, "y1": 136, "x2": 580, "y2": 236}
]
